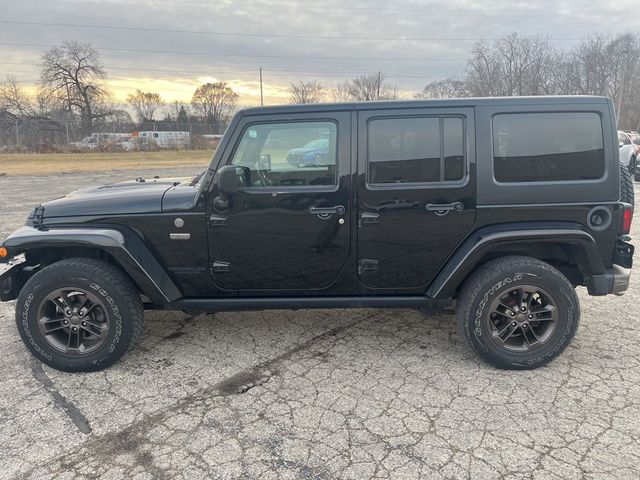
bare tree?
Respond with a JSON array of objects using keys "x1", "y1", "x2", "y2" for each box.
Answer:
[
  {"x1": 127, "y1": 89, "x2": 164, "y2": 122},
  {"x1": 0, "y1": 75, "x2": 37, "y2": 116},
  {"x1": 415, "y1": 79, "x2": 468, "y2": 99},
  {"x1": 344, "y1": 73, "x2": 397, "y2": 101},
  {"x1": 289, "y1": 80, "x2": 325, "y2": 104},
  {"x1": 191, "y1": 82, "x2": 238, "y2": 133},
  {"x1": 558, "y1": 33, "x2": 640, "y2": 127},
  {"x1": 331, "y1": 82, "x2": 352, "y2": 103},
  {"x1": 171, "y1": 101, "x2": 190, "y2": 123},
  {"x1": 465, "y1": 34, "x2": 559, "y2": 97},
  {"x1": 40, "y1": 41, "x2": 110, "y2": 135}
]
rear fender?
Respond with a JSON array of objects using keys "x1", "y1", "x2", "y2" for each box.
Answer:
[{"x1": 427, "y1": 222, "x2": 606, "y2": 299}]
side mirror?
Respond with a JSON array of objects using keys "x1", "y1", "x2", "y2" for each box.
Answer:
[
  {"x1": 258, "y1": 153, "x2": 271, "y2": 170},
  {"x1": 214, "y1": 165, "x2": 248, "y2": 210},
  {"x1": 620, "y1": 141, "x2": 625, "y2": 148},
  {"x1": 217, "y1": 165, "x2": 247, "y2": 195}
]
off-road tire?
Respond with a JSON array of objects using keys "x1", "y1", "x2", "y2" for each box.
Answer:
[
  {"x1": 621, "y1": 161, "x2": 634, "y2": 205},
  {"x1": 456, "y1": 256, "x2": 579, "y2": 370},
  {"x1": 15, "y1": 258, "x2": 143, "y2": 372}
]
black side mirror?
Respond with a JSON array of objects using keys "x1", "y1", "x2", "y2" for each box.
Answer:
[
  {"x1": 214, "y1": 165, "x2": 248, "y2": 210},
  {"x1": 218, "y1": 165, "x2": 248, "y2": 195}
]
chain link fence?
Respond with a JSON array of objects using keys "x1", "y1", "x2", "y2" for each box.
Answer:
[{"x1": 0, "y1": 115, "x2": 228, "y2": 152}]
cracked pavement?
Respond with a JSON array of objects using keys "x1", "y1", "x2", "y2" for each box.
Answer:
[{"x1": 0, "y1": 169, "x2": 639, "y2": 479}]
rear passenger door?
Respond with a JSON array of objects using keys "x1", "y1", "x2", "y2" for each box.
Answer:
[{"x1": 357, "y1": 108, "x2": 476, "y2": 289}]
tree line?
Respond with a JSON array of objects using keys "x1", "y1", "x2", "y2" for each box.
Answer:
[
  {"x1": 1, "y1": 32, "x2": 640, "y2": 150},
  {"x1": 0, "y1": 41, "x2": 240, "y2": 149},
  {"x1": 289, "y1": 32, "x2": 640, "y2": 131}
]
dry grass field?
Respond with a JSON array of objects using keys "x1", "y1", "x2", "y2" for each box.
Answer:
[{"x1": 0, "y1": 150, "x2": 214, "y2": 176}]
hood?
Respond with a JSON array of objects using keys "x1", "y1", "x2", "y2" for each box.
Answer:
[{"x1": 40, "y1": 176, "x2": 192, "y2": 218}]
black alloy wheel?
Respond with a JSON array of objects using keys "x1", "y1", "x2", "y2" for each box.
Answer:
[
  {"x1": 486, "y1": 285, "x2": 558, "y2": 352},
  {"x1": 36, "y1": 287, "x2": 110, "y2": 355}
]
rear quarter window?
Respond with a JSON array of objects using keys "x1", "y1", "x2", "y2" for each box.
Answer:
[{"x1": 493, "y1": 112, "x2": 605, "y2": 183}]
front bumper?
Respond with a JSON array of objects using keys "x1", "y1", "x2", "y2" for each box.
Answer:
[{"x1": 0, "y1": 262, "x2": 20, "y2": 301}]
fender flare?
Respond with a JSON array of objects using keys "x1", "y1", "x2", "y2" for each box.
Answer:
[
  {"x1": 2, "y1": 226, "x2": 182, "y2": 304},
  {"x1": 427, "y1": 222, "x2": 606, "y2": 299}
]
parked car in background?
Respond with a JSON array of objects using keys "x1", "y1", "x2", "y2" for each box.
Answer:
[
  {"x1": 71, "y1": 133, "x2": 133, "y2": 151},
  {"x1": 618, "y1": 130, "x2": 637, "y2": 177},
  {"x1": 286, "y1": 138, "x2": 331, "y2": 167},
  {"x1": 623, "y1": 130, "x2": 640, "y2": 180}
]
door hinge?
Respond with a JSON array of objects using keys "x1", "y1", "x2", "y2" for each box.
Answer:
[
  {"x1": 209, "y1": 214, "x2": 227, "y2": 226},
  {"x1": 358, "y1": 259, "x2": 379, "y2": 275},
  {"x1": 359, "y1": 212, "x2": 379, "y2": 228},
  {"x1": 211, "y1": 261, "x2": 230, "y2": 273}
]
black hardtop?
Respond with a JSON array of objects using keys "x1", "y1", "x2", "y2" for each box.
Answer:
[{"x1": 239, "y1": 95, "x2": 611, "y2": 116}]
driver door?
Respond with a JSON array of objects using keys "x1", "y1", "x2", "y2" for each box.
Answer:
[{"x1": 207, "y1": 112, "x2": 352, "y2": 292}]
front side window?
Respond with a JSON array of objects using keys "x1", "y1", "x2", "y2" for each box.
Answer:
[
  {"x1": 230, "y1": 121, "x2": 337, "y2": 187},
  {"x1": 367, "y1": 116, "x2": 465, "y2": 184},
  {"x1": 493, "y1": 112, "x2": 605, "y2": 183}
]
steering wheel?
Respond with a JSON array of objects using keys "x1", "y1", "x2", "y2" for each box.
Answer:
[{"x1": 256, "y1": 160, "x2": 273, "y2": 187}]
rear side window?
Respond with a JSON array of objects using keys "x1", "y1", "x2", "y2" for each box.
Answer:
[
  {"x1": 368, "y1": 116, "x2": 465, "y2": 184},
  {"x1": 493, "y1": 112, "x2": 605, "y2": 183}
]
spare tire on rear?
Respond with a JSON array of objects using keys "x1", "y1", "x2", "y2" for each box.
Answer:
[{"x1": 620, "y1": 162, "x2": 634, "y2": 205}]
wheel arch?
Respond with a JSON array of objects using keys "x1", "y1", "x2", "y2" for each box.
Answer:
[
  {"x1": 2, "y1": 226, "x2": 182, "y2": 305},
  {"x1": 427, "y1": 222, "x2": 607, "y2": 299}
]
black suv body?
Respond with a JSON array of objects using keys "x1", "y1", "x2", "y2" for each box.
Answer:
[{"x1": 0, "y1": 96, "x2": 634, "y2": 371}]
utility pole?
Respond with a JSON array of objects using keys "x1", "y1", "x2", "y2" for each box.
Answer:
[
  {"x1": 259, "y1": 67, "x2": 264, "y2": 106},
  {"x1": 376, "y1": 71, "x2": 381, "y2": 100},
  {"x1": 65, "y1": 121, "x2": 70, "y2": 145},
  {"x1": 15, "y1": 120, "x2": 19, "y2": 147}
]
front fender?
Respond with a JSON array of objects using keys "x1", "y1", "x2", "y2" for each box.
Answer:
[
  {"x1": 1, "y1": 226, "x2": 182, "y2": 304},
  {"x1": 427, "y1": 222, "x2": 606, "y2": 299}
]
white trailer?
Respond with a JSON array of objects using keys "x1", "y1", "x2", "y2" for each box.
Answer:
[{"x1": 131, "y1": 131, "x2": 190, "y2": 150}]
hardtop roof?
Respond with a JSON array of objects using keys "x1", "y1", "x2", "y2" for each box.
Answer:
[{"x1": 239, "y1": 95, "x2": 611, "y2": 116}]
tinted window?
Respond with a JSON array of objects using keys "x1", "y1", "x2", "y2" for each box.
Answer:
[
  {"x1": 231, "y1": 122, "x2": 337, "y2": 187},
  {"x1": 368, "y1": 116, "x2": 465, "y2": 184},
  {"x1": 493, "y1": 113, "x2": 605, "y2": 183}
]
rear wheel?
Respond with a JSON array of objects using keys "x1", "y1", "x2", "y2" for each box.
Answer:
[
  {"x1": 456, "y1": 256, "x2": 579, "y2": 369},
  {"x1": 15, "y1": 258, "x2": 143, "y2": 372}
]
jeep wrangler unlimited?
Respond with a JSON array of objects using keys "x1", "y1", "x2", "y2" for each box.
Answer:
[{"x1": 0, "y1": 96, "x2": 634, "y2": 372}]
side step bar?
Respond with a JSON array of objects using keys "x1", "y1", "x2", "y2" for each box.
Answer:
[{"x1": 165, "y1": 296, "x2": 450, "y2": 312}]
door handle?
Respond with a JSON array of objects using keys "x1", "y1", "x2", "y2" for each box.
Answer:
[
  {"x1": 309, "y1": 205, "x2": 346, "y2": 215},
  {"x1": 425, "y1": 202, "x2": 464, "y2": 216}
]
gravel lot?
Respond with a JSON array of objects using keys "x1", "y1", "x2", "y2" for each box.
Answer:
[{"x1": 0, "y1": 169, "x2": 639, "y2": 480}]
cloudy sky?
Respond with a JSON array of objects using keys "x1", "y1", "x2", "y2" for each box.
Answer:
[{"x1": 1, "y1": 0, "x2": 639, "y2": 106}]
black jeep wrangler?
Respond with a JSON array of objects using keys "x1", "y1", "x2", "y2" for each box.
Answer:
[{"x1": 0, "y1": 96, "x2": 634, "y2": 372}]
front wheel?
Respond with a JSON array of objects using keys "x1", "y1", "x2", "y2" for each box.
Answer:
[
  {"x1": 15, "y1": 258, "x2": 144, "y2": 372},
  {"x1": 456, "y1": 256, "x2": 579, "y2": 369}
]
